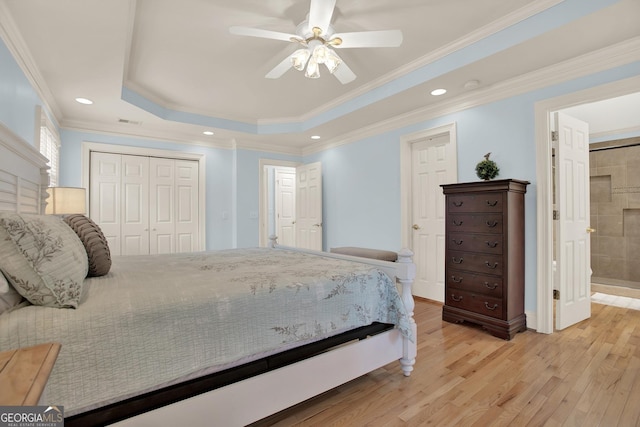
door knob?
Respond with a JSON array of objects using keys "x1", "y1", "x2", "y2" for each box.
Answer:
[
  {"x1": 312, "y1": 223, "x2": 322, "y2": 227},
  {"x1": 586, "y1": 227, "x2": 596, "y2": 233},
  {"x1": 412, "y1": 224, "x2": 421, "y2": 230}
]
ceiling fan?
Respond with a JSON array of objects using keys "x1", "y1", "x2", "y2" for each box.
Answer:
[{"x1": 229, "y1": 0, "x2": 403, "y2": 84}]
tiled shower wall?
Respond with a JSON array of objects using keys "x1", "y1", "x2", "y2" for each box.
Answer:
[{"x1": 590, "y1": 137, "x2": 640, "y2": 287}]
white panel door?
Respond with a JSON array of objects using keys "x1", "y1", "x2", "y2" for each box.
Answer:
[
  {"x1": 411, "y1": 135, "x2": 455, "y2": 301},
  {"x1": 296, "y1": 162, "x2": 322, "y2": 251},
  {"x1": 120, "y1": 155, "x2": 149, "y2": 256},
  {"x1": 175, "y1": 159, "x2": 199, "y2": 253},
  {"x1": 150, "y1": 157, "x2": 175, "y2": 255},
  {"x1": 90, "y1": 152, "x2": 122, "y2": 255},
  {"x1": 555, "y1": 112, "x2": 592, "y2": 330},
  {"x1": 275, "y1": 168, "x2": 296, "y2": 246}
]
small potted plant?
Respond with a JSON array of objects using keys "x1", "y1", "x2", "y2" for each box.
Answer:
[{"x1": 475, "y1": 152, "x2": 499, "y2": 181}]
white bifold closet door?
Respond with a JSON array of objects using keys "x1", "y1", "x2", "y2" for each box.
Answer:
[{"x1": 90, "y1": 152, "x2": 199, "y2": 256}]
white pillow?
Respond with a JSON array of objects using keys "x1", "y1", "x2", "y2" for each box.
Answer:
[
  {"x1": 0, "y1": 213, "x2": 88, "y2": 308},
  {"x1": 0, "y1": 270, "x2": 23, "y2": 314}
]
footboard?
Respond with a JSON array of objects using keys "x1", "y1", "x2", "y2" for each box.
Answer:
[{"x1": 269, "y1": 236, "x2": 417, "y2": 377}]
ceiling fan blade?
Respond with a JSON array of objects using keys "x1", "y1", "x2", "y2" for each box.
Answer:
[
  {"x1": 265, "y1": 52, "x2": 295, "y2": 79},
  {"x1": 229, "y1": 26, "x2": 298, "y2": 43},
  {"x1": 332, "y1": 55, "x2": 356, "y2": 84},
  {"x1": 333, "y1": 30, "x2": 403, "y2": 48},
  {"x1": 308, "y1": 0, "x2": 336, "y2": 35}
]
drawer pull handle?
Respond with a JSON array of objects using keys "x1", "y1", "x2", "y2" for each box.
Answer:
[
  {"x1": 452, "y1": 257, "x2": 464, "y2": 264},
  {"x1": 453, "y1": 201, "x2": 464, "y2": 207},
  {"x1": 485, "y1": 261, "x2": 498, "y2": 269},
  {"x1": 484, "y1": 282, "x2": 498, "y2": 290},
  {"x1": 453, "y1": 239, "x2": 464, "y2": 245},
  {"x1": 486, "y1": 220, "x2": 498, "y2": 227},
  {"x1": 451, "y1": 294, "x2": 463, "y2": 302},
  {"x1": 452, "y1": 275, "x2": 463, "y2": 283},
  {"x1": 485, "y1": 241, "x2": 498, "y2": 248},
  {"x1": 453, "y1": 220, "x2": 464, "y2": 226},
  {"x1": 484, "y1": 302, "x2": 499, "y2": 311},
  {"x1": 486, "y1": 200, "x2": 499, "y2": 207}
]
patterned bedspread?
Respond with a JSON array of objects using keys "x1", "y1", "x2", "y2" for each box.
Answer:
[{"x1": 0, "y1": 248, "x2": 411, "y2": 415}]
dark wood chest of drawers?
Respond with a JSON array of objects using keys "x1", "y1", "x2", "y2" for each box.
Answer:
[{"x1": 441, "y1": 179, "x2": 529, "y2": 340}]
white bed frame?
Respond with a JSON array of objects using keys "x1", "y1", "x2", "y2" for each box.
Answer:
[{"x1": 0, "y1": 124, "x2": 417, "y2": 427}]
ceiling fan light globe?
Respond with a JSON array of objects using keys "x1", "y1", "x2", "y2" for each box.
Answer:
[
  {"x1": 305, "y1": 58, "x2": 320, "y2": 78},
  {"x1": 312, "y1": 44, "x2": 330, "y2": 64},
  {"x1": 291, "y1": 49, "x2": 311, "y2": 71},
  {"x1": 324, "y1": 49, "x2": 341, "y2": 74}
]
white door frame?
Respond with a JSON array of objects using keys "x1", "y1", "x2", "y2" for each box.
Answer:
[
  {"x1": 258, "y1": 159, "x2": 301, "y2": 247},
  {"x1": 534, "y1": 75, "x2": 640, "y2": 334},
  {"x1": 81, "y1": 142, "x2": 206, "y2": 251},
  {"x1": 400, "y1": 122, "x2": 458, "y2": 249},
  {"x1": 274, "y1": 166, "x2": 297, "y2": 247}
]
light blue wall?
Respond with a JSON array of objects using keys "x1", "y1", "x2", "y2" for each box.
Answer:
[
  {"x1": 306, "y1": 97, "x2": 538, "y2": 252},
  {"x1": 0, "y1": 39, "x2": 43, "y2": 146}
]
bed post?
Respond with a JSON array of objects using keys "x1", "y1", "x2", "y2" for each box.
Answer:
[{"x1": 397, "y1": 248, "x2": 417, "y2": 377}]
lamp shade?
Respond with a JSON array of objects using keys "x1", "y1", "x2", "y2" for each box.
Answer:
[{"x1": 45, "y1": 187, "x2": 87, "y2": 215}]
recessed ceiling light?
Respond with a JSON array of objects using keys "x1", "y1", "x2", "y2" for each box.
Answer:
[
  {"x1": 311, "y1": 135, "x2": 321, "y2": 140},
  {"x1": 75, "y1": 97, "x2": 93, "y2": 105},
  {"x1": 203, "y1": 131, "x2": 214, "y2": 136},
  {"x1": 430, "y1": 89, "x2": 447, "y2": 96}
]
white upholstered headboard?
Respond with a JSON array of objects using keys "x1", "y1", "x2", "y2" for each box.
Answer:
[{"x1": 0, "y1": 122, "x2": 49, "y2": 213}]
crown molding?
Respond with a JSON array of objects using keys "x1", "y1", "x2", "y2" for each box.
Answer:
[
  {"x1": 60, "y1": 119, "x2": 237, "y2": 150},
  {"x1": 0, "y1": 2, "x2": 63, "y2": 123},
  {"x1": 232, "y1": 139, "x2": 303, "y2": 156},
  {"x1": 302, "y1": 37, "x2": 640, "y2": 156},
  {"x1": 60, "y1": 118, "x2": 304, "y2": 155}
]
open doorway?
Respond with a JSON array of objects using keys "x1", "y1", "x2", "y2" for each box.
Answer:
[
  {"x1": 535, "y1": 77, "x2": 640, "y2": 334},
  {"x1": 258, "y1": 160, "x2": 324, "y2": 250},
  {"x1": 259, "y1": 160, "x2": 300, "y2": 247},
  {"x1": 561, "y1": 93, "x2": 640, "y2": 293}
]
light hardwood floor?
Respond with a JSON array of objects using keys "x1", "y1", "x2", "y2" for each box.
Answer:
[{"x1": 252, "y1": 298, "x2": 640, "y2": 426}]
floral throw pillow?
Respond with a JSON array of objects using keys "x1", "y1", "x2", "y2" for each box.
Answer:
[{"x1": 0, "y1": 213, "x2": 88, "y2": 308}]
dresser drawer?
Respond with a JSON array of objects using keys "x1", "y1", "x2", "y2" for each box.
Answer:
[
  {"x1": 447, "y1": 193, "x2": 504, "y2": 213},
  {"x1": 447, "y1": 232, "x2": 502, "y2": 254},
  {"x1": 447, "y1": 250, "x2": 503, "y2": 275},
  {"x1": 445, "y1": 289, "x2": 503, "y2": 319},
  {"x1": 447, "y1": 269, "x2": 503, "y2": 297},
  {"x1": 447, "y1": 213, "x2": 503, "y2": 234}
]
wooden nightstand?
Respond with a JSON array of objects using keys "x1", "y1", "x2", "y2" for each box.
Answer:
[{"x1": 0, "y1": 342, "x2": 61, "y2": 405}]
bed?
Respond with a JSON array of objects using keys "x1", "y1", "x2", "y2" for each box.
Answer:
[{"x1": 0, "y1": 124, "x2": 417, "y2": 426}]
